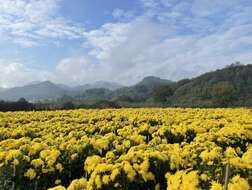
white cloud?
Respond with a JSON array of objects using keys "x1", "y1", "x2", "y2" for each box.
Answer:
[
  {"x1": 35, "y1": 18, "x2": 84, "y2": 40},
  {"x1": 46, "y1": 56, "x2": 115, "y2": 86},
  {"x1": 191, "y1": 0, "x2": 240, "y2": 17},
  {"x1": 70, "y1": 0, "x2": 251, "y2": 85},
  {"x1": 0, "y1": 0, "x2": 85, "y2": 47},
  {"x1": 13, "y1": 38, "x2": 38, "y2": 47},
  {"x1": 0, "y1": 0, "x2": 58, "y2": 20},
  {"x1": 85, "y1": 22, "x2": 131, "y2": 61},
  {"x1": 140, "y1": 0, "x2": 159, "y2": 8},
  {"x1": 112, "y1": 9, "x2": 134, "y2": 20},
  {"x1": 0, "y1": 60, "x2": 50, "y2": 88},
  {"x1": 0, "y1": 0, "x2": 252, "y2": 87}
]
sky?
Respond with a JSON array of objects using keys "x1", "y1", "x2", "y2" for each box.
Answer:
[{"x1": 0, "y1": 0, "x2": 252, "y2": 88}]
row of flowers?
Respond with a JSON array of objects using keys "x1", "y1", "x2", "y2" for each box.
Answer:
[{"x1": 0, "y1": 108, "x2": 251, "y2": 189}]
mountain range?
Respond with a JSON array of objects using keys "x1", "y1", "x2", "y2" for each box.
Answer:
[
  {"x1": 0, "y1": 81, "x2": 124, "y2": 101},
  {"x1": 1, "y1": 64, "x2": 252, "y2": 107}
]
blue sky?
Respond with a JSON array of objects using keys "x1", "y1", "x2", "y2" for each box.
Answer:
[
  {"x1": 0, "y1": 0, "x2": 252, "y2": 87},
  {"x1": 60, "y1": 0, "x2": 140, "y2": 29}
]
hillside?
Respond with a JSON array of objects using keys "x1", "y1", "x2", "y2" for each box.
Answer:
[
  {"x1": 112, "y1": 76, "x2": 173, "y2": 103},
  {"x1": 1, "y1": 64, "x2": 252, "y2": 108},
  {"x1": 110, "y1": 64, "x2": 252, "y2": 107},
  {"x1": 171, "y1": 64, "x2": 252, "y2": 107},
  {"x1": 110, "y1": 65, "x2": 252, "y2": 107}
]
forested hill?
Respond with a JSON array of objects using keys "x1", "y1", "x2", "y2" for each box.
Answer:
[
  {"x1": 0, "y1": 64, "x2": 252, "y2": 110},
  {"x1": 170, "y1": 64, "x2": 252, "y2": 107},
  {"x1": 53, "y1": 63, "x2": 252, "y2": 108},
  {"x1": 109, "y1": 64, "x2": 252, "y2": 107},
  {"x1": 108, "y1": 64, "x2": 252, "y2": 107}
]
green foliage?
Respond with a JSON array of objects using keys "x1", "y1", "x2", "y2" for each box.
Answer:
[
  {"x1": 171, "y1": 64, "x2": 252, "y2": 107},
  {"x1": 153, "y1": 85, "x2": 173, "y2": 103},
  {"x1": 1, "y1": 63, "x2": 252, "y2": 110},
  {"x1": 210, "y1": 81, "x2": 235, "y2": 106}
]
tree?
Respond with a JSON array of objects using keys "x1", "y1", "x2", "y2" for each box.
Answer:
[
  {"x1": 211, "y1": 81, "x2": 235, "y2": 106},
  {"x1": 153, "y1": 85, "x2": 174, "y2": 103},
  {"x1": 17, "y1": 98, "x2": 33, "y2": 111},
  {"x1": 226, "y1": 61, "x2": 242, "y2": 68},
  {"x1": 62, "y1": 101, "x2": 75, "y2": 110}
]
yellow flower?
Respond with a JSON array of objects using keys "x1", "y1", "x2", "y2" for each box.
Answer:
[
  {"x1": 105, "y1": 151, "x2": 115, "y2": 160},
  {"x1": 70, "y1": 153, "x2": 78, "y2": 161},
  {"x1": 111, "y1": 168, "x2": 120, "y2": 181},
  {"x1": 181, "y1": 171, "x2": 199, "y2": 190},
  {"x1": 241, "y1": 147, "x2": 252, "y2": 168},
  {"x1": 24, "y1": 168, "x2": 37, "y2": 180},
  {"x1": 13, "y1": 159, "x2": 19, "y2": 166},
  {"x1": 155, "y1": 183, "x2": 160, "y2": 190},
  {"x1": 84, "y1": 155, "x2": 103, "y2": 174},
  {"x1": 167, "y1": 170, "x2": 183, "y2": 190},
  {"x1": 29, "y1": 143, "x2": 45, "y2": 156},
  {"x1": 225, "y1": 147, "x2": 237, "y2": 159},
  {"x1": 123, "y1": 162, "x2": 136, "y2": 181},
  {"x1": 167, "y1": 170, "x2": 200, "y2": 190},
  {"x1": 228, "y1": 175, "x2": 250, "y2": 190},
  {"x1": 48, "y1": 185, "x2": 66, "y2": 190},
  {"x1": 102, "y1": 175, "x2": 110, "y2": 185},
  {"x1": 210, "y1": 181, "x2": 223, "y2": 190},
  {"x1": 200, "y1": 147, "x2": 221, "y2": 162},
  {"x1": 5, "y1": 150, "x2": 21, "y2": 163},
  {"x1": 56, "y1": 163, "x2": 63, "y2": 173},
  {"x1": 200, "y1": 174, "x2": 208, "y2": 181},
  {"x1": 0, "y1": 108, "x2": 252, "y2": 189},
  {"x1": 55, "y1": 179, "x2": 61, "y2": 185},
  {"x1": 95, "y1": 175, "x2": 102, "y2": 189},
  {"x1": 31, "y1": 159, "x2": 44, "y2": 168},
  {"x1": 67, "y1": 178, "x2": 87, "y2": 190}
]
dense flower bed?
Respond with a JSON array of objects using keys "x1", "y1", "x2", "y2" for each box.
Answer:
[{"x1": 0, "y1": 108, "x2": 251, "y2": 190}]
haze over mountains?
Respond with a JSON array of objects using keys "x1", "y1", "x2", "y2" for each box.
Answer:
[
  {"x1": 0, "y1": 80, "x2": 124, "y2": 101},
  {"x1": 1, "y1": 64, "x2": 252, "y2": 108},
  {"x1": 0, "y1": 76, "x2": 173, "y2": 101}
]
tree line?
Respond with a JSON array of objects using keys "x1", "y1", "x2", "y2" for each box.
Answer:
[
  {"x1": 0, "y1": 63, "x2": 252, "y2": 111},
  {"x1": 0, "y1": 80, "x2": 237, "y2": 112}
]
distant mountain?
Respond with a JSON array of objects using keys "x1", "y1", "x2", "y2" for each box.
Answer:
[
  {"x1": 54, "y1": 83, "x2": 71, "y2": 90},
  {"x1": 69, "y1": 76, "x2": 173, "y2": 103},
  {"x1": 1, "y1": 64, "x2": 252, "y2": 107},
  {"x1": 111, "y1": 65, "x2": 252, "y2": 106},
  {"x1": 94, "y1": 81, "x2": 123, "y2": 90},
  {"x1": 0, "y1": 80, "x2": 123, "y2": 101},
  {"x1": 0, "y1": 81, "x2": 67, "y2": 101},
  {"x1": 73, "y1": 81, "x2": 123, "y2": 92},
  {"x1": 112, "y1": 76, "x2": 173, "y2": 102},
  {"x1": 137, "y1": 76, "x2": 172, "y2": 86},
  {"x1": 26, "y1": 81, "x2": 43, "y2": 86},
  {"x1": 0, "y1": 76, "x2": 172, "y2": 102}
]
